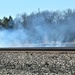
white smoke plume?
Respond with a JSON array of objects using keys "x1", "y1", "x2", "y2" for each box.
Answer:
[{"x1": 0, "y1": 9, "x2": 75, "y2": 47}]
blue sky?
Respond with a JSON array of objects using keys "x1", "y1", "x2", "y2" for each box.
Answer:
[{"x1": 0, "y1": 0, "x2": 75, "y2": 19}]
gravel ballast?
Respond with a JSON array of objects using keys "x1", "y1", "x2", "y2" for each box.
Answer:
[{"x1": 0, "y1": 51, "x2": 75, "y2": 75}]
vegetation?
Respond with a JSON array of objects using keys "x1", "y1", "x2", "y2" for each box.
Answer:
[
  {"x1": 0, "y1": 9, "x2": 75, "y2": 29},
  {"x1": 0, "y1": 16, "x2": 14, "y2": 29}
]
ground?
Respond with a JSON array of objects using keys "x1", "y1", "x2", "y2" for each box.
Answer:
[{"x1": 0, "y1": 51, "x2": 75, "y2": 75}]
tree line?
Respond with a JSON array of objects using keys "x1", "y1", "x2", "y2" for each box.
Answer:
[{"x1": 0, "y1": 9, "x2": 75, "y2": 29}]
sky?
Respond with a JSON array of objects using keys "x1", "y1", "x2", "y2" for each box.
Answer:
[{"x1": 0, "y1": 0, "x2": 75, "y2": 19}]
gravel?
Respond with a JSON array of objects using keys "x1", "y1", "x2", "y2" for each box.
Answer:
[{"x1": 0, "y1": 51, "x2": 75, "y2": 75}]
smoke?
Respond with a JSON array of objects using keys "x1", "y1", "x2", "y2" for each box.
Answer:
[{"x1": 0, "y1": 10, "x2": 75, "y2": 47}]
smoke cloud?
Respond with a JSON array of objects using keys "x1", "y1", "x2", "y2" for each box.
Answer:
[{"x1": 0, "y1": 9, "x2": 75, "y2": 47}]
